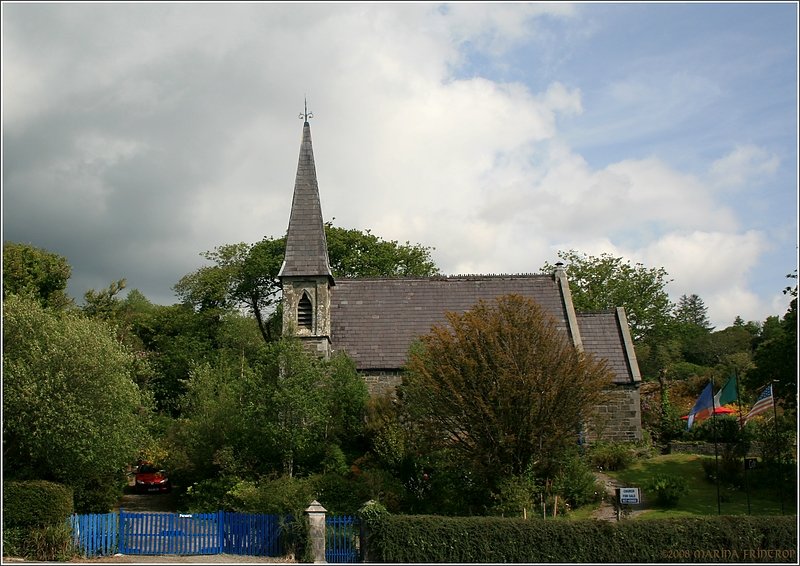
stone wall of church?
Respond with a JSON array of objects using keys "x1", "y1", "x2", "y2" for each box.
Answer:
[
  {"x1": 585, "y1": 384, "x2": 642, "y2": 443},
  {"x1": 361, "y1": 371, "x2": 404, "y2": 398},
  {"x1": 359, "y1": 370, "x2": 643, "y2": 444}
]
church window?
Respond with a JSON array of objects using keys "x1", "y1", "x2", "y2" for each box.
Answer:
[{"x1": 298, "y1": 292, "x2": 313, "y2": 330}]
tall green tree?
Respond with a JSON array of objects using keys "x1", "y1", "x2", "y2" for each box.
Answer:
[
  {"x1": 174, "y1": 224, "x2": 439, "y2": 345},
  {"x1": 401, "y1": 294, "x2": 612, "y2": 494},
  {"x1": 745, "y1": 272, "x2": 797, "y2": 415},
  {"x1": 175, "y1": 338, "x2": 368, "y2": 483},
  {"x1": 325, "y1": 223, "x2": 439, "y2": 278},
  {"x1": 3, "y1": 294, "x2": 149, "y2": 512},
  {"x1": 3, "y1": 242, "x2": 72, "y2": 309},
  {"x1": 542, "y1": 250, "x2": 673, "y2": 343},
  {"x1": 674, "y1": 294, "x2": 713, "y2": 330}
]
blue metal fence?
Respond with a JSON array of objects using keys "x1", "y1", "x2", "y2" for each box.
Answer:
[
  {"x1": 70, "y1": 510, "x2": 286, "y2": 558},
  {"x1": 326, "y1": 515, "x2": 361, "y2": 563},
  {"x1": 222, "y1": 511, "x2": 284, "y2": 556},
  {"x1": 70, "y1": 512, "x2": 118, "y2": 557}
]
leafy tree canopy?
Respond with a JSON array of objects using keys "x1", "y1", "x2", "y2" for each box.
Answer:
[
  {"x1": 175, "y1": 338, "x2": 368, "y2": 483},
  {"x1": 745, "y1": 271, "x2": 797, "y2": 415},
  {"x1": 3, "y1": 241, "x2": 72, "y2": 309},
  {"x1": 401, "y1": 294, "x2": 613, "y2": 492},
  {"x1": 174, "y1": 223, "x2": 439, "y2": 344},
  {"x1": 542, "y1": 250, "x2": 673, "y2": 343},
  {"x1": 3, "y1": 294, "x2": 149, "y2": 512}
]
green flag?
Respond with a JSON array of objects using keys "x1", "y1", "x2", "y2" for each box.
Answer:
[{"x1": 713, "y1": 374, "x2": 738, "y2": 407}]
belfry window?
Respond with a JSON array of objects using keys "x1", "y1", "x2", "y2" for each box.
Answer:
[{"x1": 298, "y1": 293, "x2": 313, "y2": 330}]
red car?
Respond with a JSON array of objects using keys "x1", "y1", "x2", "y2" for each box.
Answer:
[{"x1": 134, "y1": 463, "x2": 171, "y2": 494}]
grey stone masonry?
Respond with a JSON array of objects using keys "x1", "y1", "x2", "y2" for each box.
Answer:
[
  {"x1": 282, "y1": 277, "x2": 332, "y2": 358},
  {"x1": 585, "y1": 384, "x2": 642, "y2": 442}
]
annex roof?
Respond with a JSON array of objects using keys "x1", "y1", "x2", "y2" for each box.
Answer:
[{"x1": 576, "y1": 309, "x2": 641, "y2": 384}]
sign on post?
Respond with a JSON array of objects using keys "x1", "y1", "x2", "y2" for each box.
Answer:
[{"x1": 618, "y1": 487, "x2": 640, "y2": 505}]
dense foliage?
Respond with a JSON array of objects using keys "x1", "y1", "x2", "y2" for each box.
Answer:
[
  {"x1": 2, "y1": 235, "x2": 795, "y2": 528},
  {"x1": 365, "y1": 514, "x2": 797, "y2": 563},
  {"x1": 2, "y1": 480, "x2": 75, "y2": 561},
  {"x1": 2, "y1": 481, "x2": 73, "y2": 528},
  {"x1": 3, "y1": 294, "x2": 148, "y2": 513},
  {"x1": 400, "y1": 294, "x2": 613, "y2": 510},
  {"x1": 2, "y1": 242, "x2": 72, "y2": 309}
]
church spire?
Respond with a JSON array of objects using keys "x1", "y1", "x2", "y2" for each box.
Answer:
[{"x1": 278, "y1": 109, "x2": 333, "y2": 281}]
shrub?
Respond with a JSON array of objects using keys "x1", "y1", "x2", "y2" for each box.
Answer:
[
  {"x1": 364, "y1": 514, "x2": 797, "y2": 563},
  {"x1": 488, "y1": 475, "x2": 542, "y2": 517},
  {"x1": 307, "y1": 473, "x2": 371, "y2": 514},
  {"x1": 20, "y1": 522, "x2": 74, "y2": 562},
  {"x1": 646, "y1": 474, "x2": 688, "y2": 507},
  {"x1": 701, "y1": 454, "x2": 745, "y2": 488},
  {"x1": 182, "y1": 476, "x2": 241, "y2": 512},
  {"x1": 2, "y1": 481, "x2": 75, "y2": 561},
  {"x1": 72, "y1": 470, "x2": 129, "y2": 514},
  {"x1": 225, "y1": 475, "x2": 314, "y2": 515},
  {"x1": 553, "y1": 455, "x2": 602, "y2": 508},
  {"x1": 2, "y1": 480, "x2": 73, "y2": 528},
  {"x1": 588, "y1": 442, "x2": 634, "y2": 471}
]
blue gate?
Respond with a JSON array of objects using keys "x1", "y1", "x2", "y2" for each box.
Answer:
[
  {"x1": 326, "y1": 515, "x2": 361, "y2": 563},
  {"x1": 119, "y1": 510, "x2": 222, "y2": 555}
]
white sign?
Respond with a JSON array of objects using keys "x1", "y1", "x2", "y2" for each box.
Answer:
[{"x1": 619, "y1": 487, "x2": 640, "y2": 504}]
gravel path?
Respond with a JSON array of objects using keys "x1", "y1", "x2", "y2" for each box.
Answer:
[{"x1": 592, "y1": 470, "x2": 647, "y2": 521}]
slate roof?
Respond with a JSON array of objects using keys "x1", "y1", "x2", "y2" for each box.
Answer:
[
  {"x1": 330, "y1": 275, "x2": 640, "y2": 385},
  {"x1": 330, "y1": 274, "x2": 571, "y2": 370},
  {"x1": 278, "y1": 121, "x2": 333, "y2": 280},
  {"x1": 576, "y1": 310, "x2": 641, "y2": 384}
]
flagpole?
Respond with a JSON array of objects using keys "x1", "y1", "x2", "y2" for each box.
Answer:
[
  {"x1": 733, "y1": 368, "x2": 751, "y2": 514},
  {"x1": 770, "y1": 380, "x2": 784, "y2": 515},
  {"x1": 710, "y1": 377, "x2": 721, "y2": 515}
]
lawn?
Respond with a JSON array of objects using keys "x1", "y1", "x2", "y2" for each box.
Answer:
[{"x1": 604, "y1": 453, "x2": 796, "y2": 519}]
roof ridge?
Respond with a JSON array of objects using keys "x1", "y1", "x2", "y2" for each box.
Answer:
[{"x1": 336, "y1": 272, "x2": 551, "y2": 282}]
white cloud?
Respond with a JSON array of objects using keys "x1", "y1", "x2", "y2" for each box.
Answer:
[
  {"x1": 709, "y1": 144, "x2": 780, "y2": 189},
  {"x1": 634, "y1": 230, "x2": 771, "y2": 326},
  {"x1": 2, "y1": 2, "x2": 793, "y2": 331}
]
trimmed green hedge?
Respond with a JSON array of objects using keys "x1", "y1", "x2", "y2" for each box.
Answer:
[
  {"x1": 2, "y1": 481, "x2": 75, "y2": 561},
  {"x1": 3, "y1": 480, "x2": 73, "y2": 528},
  {"x1": 366, "y1": 515, "x2": 798, "y2": 563}
]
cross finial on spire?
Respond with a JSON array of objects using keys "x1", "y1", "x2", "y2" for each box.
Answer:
[{"x1": 299, "y1": 97, "x2": 313, "y2": 122}]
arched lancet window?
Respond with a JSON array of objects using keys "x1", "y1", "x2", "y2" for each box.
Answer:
[{"x1": 297, "y1": 292, "x2": 313, "y2": 330}]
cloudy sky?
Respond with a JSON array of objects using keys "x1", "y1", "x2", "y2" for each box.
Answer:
[{"x1": 3, "y1": 2, "x2": 797, "y2": 329}]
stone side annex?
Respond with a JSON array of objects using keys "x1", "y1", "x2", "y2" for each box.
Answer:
[{"x1": 277, "y1": 118, "x2": 642, "y2": 443}]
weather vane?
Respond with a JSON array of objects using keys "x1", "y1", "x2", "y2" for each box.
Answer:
[{"x1": 299, "y1": 98, "x2": 313, "y2": 121}]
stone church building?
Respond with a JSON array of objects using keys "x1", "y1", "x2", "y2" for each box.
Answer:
[{"x1": 278, "y1": 118, "x2": 642, "y2": 442}]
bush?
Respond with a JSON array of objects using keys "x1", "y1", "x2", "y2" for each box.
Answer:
[
  {"x1": 2, "y1": 480, "x2": 73, "y2": 528},
  {"x1": 72, "y1": 470, "x2": 129, "y2": 514},
  {"x1": 588, "y1": 442, "x2": 634, "y2": 471},
  {"x1": 2, "y1": 481, "x2": 75, "y2": 562},
  {"x1": 646, "y1": 474, "x2": 688, "y2": 507},
  {"x1": 183, "y1": 476, "x2": 241, "y2": 512},
  {"x1": 488, "y1": 475, "x2": 541, "y2": 517},
  {"x1": 17, "y1": 523, "x2": 75, "y2": 562},
  {"x1": 553, "y1": 455, "x2": 602, "y2": 508},
  {"x1": 308, "y1": 473, "x2": 371, "y2": 514},
  {"x1": 364, "y1": 514, "x2": 797, "y2": 563}
]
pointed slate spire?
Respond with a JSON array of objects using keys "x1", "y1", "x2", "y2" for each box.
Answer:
[{"x1": 278, "y1": 118, "x2": 334, "y2": 282}]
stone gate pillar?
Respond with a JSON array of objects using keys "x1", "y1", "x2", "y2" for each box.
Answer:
[{"x1": 305, "y1": 499, "x2": 327, "y2": 563}]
